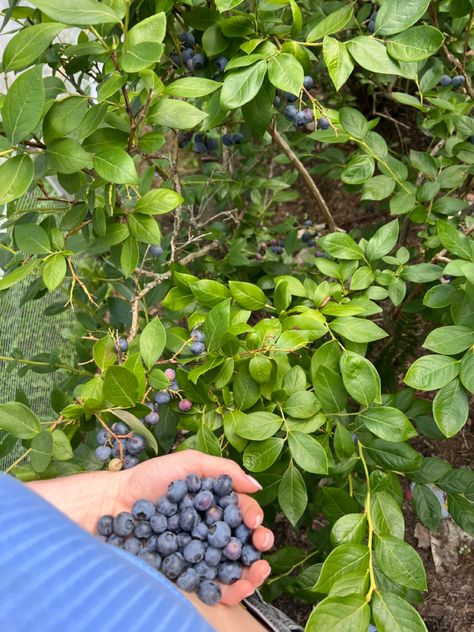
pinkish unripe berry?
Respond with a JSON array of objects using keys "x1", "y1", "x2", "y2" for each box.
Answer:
[
  {"x1": 179, "y1": 399, "x2": 193, "y2": 412},
  {"x1": 165, "y1": 368, "x2": 176, "y2": 380}
]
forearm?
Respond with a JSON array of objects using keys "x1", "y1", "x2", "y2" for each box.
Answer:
[{"x1": 26, "y1": 470, "x2": 124, "y2": 533}]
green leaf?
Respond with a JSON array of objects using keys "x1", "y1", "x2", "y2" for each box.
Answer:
[
  {"x1": 3, "y1": 66, "x2": 44, "y2": 145},
  {"x1": 339, "y1": 107, "x2": 369, "y2": 140},
  {"x1": 284, "y1": 365, "x2": 307, "y2": 394},
  {"x1": 103, "y1": 366, "x2": 138, "y2": 408},
  {"x1": 347, "y1": 37, "x2": 401, "y2": 75},
  {"x1": 30, "y1": 430, "x2": 53, "y2": 473},
  {"x1": 220, "y1": 61, "x2": 267, "y2": 109},
  {"x1": 43, "y1": 96, "x2": 88, "y2": 142},
  {"x1": 314, "y1": 543, "x2": 369, "y2": 593},
  {"x1": 0, "y1": 402, "x2": 41, "y2": 438},
  {"x1": 190, "y1": 280, "x2": 230, "y2": 307},
  {"x1": 30, "y1": 0, "x2": 123, "y2": 25},
  {"x1": 330, "y1": 317, "x2": 387, "y2": 343},
  {"x1": 127, "y1": 13, "x2": 166, "y2": 46},
  {"x1": 340, "y1": 351, "x2": 381, "y2": 406},
  {"x1": 3, "y1": 22, "x2": 65, "y2": 72},
  {"x1": 236, "y1": 411, "x2": 282, "y2": 440},
  {"x1": 120, "y1": 42, "x2": 163, "y2": 73},
  {"x1": 313, "y1": 365, "x2": 347, "y2": 413},
  {"x1": 401, "y1": 263, "x2": 443, "y2": 282},
  {"x1": 278, "y1": 464, "x2": 307, "y2": 526},
  {"x1": 341, "y1": 154, "x2": 375, "y2": 184},
  {"x1": 288, "y1": 431, "x2": 328, "y2": 474},
  {"x1": 42, "y1": 254, "x2": 66, "y2": 291},
  {"x1": 93, "y1": 149, "x2": 138, "y2": 184},
  {"x1": 149, "y1": 99, "x2": 208, "y2": 129},
  {"x1": 307, "y1": 5, "x2": 354, "y2": 42},
  {"x1": 404, "y1": 355, "x2": 460, "y2": 390},
  {"x1": 322, "y1": 36, "x2": 354, "y2": 91},
  {"x1": 387, "y1": 26, "x2": 444, "y2": 62},
  {"x1": 93, "y1": 335, "x2": 117, "y2": 371},
  {"x1": 196, "y1": 425, "x2": 222, "y2": 457},
  {"x1": 111, "y1": 409, "x2": 158, "y2": 454},
  {"x1": 233, "y1": 364, "x2": 260, "y2": 410},
  {"x1": 15, "y1": 223, "x2": 50, "y2": 255},
  {"x1": 330, "y1": 513, "x2": 367, "y2": 546},
  {"x1": 365, "y1": 439, "x2": 423, "y2": 472},
  {"x1": 52, "y1": 429, "x2": 73, "y2": 461},
  {"x1": 412, "y1": 484, "x2": 442, "y2": 531},
  {"x1": 120, "y1": 235, "x2": 139, "y2": 278},
  {"x1": 372, "y1": 591, "x2": 428, "y2": 632},
  {"x1": 362, "y1": 175, "x2": 396, "y2": 201},
  {"x1": 371, "y1": 491, "x2": 405, "y2": 539},
  {"x1": 0, "y1": 154, "x2": 34, "y2": 205},
  {"x1": 0, "y1": 260, "x2": 39, "y2": 291},
  {"x1": 358, "y1": 406, "x2": 416, "y2": 442},
  {"x1": 318, "y1": 233, "x2": 364, "y2": 260},
  {"x1": 229, "y1": 280, "x2": 266, "y2": 310},
  {"x1": 334, "y1": 423, "x2": 355, "y2": 460},
  {"x1": 243, "y1": 437, "x2": 284, "y2": 472},
  {"x1": 366, "y1": 219, "x2": 399, "y2": 261},
  {"x1": 436, "y1": 220, "x2": 473, "y2": 260},
  {"x1": 423, "y1": 326, "x2": 474, "y2": 355},
  {"x1": 350, "y1": 266, "x2": 375, "y2": 291},
  {"x1": 306, "y1": 594, "x2": 370, "y2": 632},
  {"x1": 135, "y1": 188, "x2": 182, "y2": 215},
  {"x1": 267, "y1": 53, "x2": 304, "y2": 96},
  {"x1": 460, "y1": 351, "x2": 474, "y2": 394},
  {"x1": 165, "y1": 77, "x2": 221, "y2": 98},
  {"x1": 284, "y1": 391, "x2": 319, "y2": 419},
  {"x1": 249, "y1": 355, "x2": 272, "y2": 384},
  {"x1": 375, "y1": 0, "x2": 431, "y2": 35},
  {"x1": 215, "y1": 0, "x2": 245, "y2": 11},
  {"x1": 140, "y1": 317, "x2": 167, "y2": 369},
  {"x1": 46, "y1": 138, "x2": 92, "y2": 174},
  {"x1": 447, "y1": 494, "x2": 474, "y2": 537},
  {"x1": 203, "y1": 298, "x2": 231, "y2": 352},
  {"x1": 375, "y1": 536, "x2": 427, "y2": 590},
  {"x1": 433, "y1": 379, "x2": 469, "y2": 437},
  {"x1": 128, "y1": 214, "x2": 161, "y2": 244}
]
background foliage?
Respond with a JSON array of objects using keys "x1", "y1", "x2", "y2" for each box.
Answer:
[{"x1": 0, "y1": 0, "x2": 473, "y2": 630}]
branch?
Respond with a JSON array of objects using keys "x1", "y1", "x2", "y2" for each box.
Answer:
[
  {"x1": 169, "y1": 134, "x2": 184, "y2": 263},
  {"x1": 269, "y1": 126, "x2": 338, "y2": 232}
]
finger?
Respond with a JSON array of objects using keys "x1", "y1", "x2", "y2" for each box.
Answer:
[
  {"x1": 237, "y1": 493, "x2": 264, "y2": 529},
  {"x1": 252, "y1": 526, "x2": 274, "y2": 551},
  {"x1": 183, "y1": 451, "x2": 262, "y2": 494},
  {"x1": 219, "y1": 561, "x2": 271, "y2": 606}
]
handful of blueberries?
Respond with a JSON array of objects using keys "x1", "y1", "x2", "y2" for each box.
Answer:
[{"x1": 97, "y1": 474, "x2": 262, "y2": 606}]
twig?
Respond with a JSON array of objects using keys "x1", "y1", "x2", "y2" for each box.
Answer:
[
  {"x1": 169, "y1": 134, "x2": 184, "y2": 263},
  {"x1": 67, "y1": 257, "x2": 98, "y2": 307},
  {"x1": 269, "y1": 125, "x2": 338, "y2": 232}
]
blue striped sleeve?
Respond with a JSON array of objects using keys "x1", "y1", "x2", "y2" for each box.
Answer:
[{"x1": 0, "y1": 473, "x2": 214, "y2": 632}]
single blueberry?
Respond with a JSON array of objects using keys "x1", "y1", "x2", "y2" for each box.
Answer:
[
  {"x1": 97, "y1": 428, "x2": 109, "y2": 444},
  {"x1": 218, "y1": 561, "x2": 242, "y2": 584},
  {"x1": 123, "y1": 537, "x2": 141, "y2": 555},
  {"x1": 149, "y1": 245, "x2": 163, "y2": 257},
  {"x1": 439, "y1": 75, "x2": 452, "y2": 87},
  {"x1": 169, "y1": 52, "x2": 180, "y2": 66},
  {"x1": 273, "y1": 95, "x2": 281, "y2": 108},
  {"x1": 180, "y1": 494, "x2": 196, "y2": 509},
  {"x1": 162, "y1": 552, "x2": 186, "y2": 579},
  {"x1": 285, "y1": 92, "x2": 298, "y2": 102},
  {"x1": 222, "y1": 133, "x2": 234, "y2": 146},
  {"x1": 316, "y1": 116, "x2": 330, "y2": 130},
  {"x1": 231, "y1": 133, "x2": 244, "y2": 144},
  {"x1": 179, "y1": 507, "x2": 200, "y2": 532},
  {"x1": 95, "y1": 445, "x2": 112, "y2": 461},
  {"x1": 111, "y1": 422, "x2": 129, "y2": 435},
  {"x1": 179, "y1": 32, "x2": 195, "y2": 48},
  {"x1": 177, "y1": 532, "x2": 192, "y2": 550},
  {"x1": 294, "y1": 111, "x2": 308, "y2": 127},
  {"x1": 223, "y1": 537, "x2": 242, "y2": 561},
  {"x1": 126, "y1": 434, "x2": 147, "y2": 455},
  {"x1": 301, "y1": 231, "x2": 311, "y2": 242},
  {"x1": 205, "y1": 505, "x2": 224, "y2": 526},
  {"x1": 201, "y1": 477, "x2": 215, "y2": 491},
  {"x1": 167, "y1": 514, "x2": 180, "y2": 533},
  {"x1": 205, "y1": 546, "x2": 222, "y2": 567},
  {"x1": 156, "y1": 497, "x2": 178, "y2": 517},
  {"x1": 132, "y1": 499, "x2": 155, "y2": 521},
  {"x1": 192, "y1": 53, "x2": 205, "y2": 69},
  {"x1": 205, "y1": 137, "x2": 218, "y2": 151},
  {"x1": 303, "y1": 76, "x2": 313, "y2": 90},
  {"x1": 194, "y1": 561, "x2": 217, "y2": 580},
  {"x1": 177, "y1": 567, "x2": 201, "y2": 592},
  {"x1": 451, "y1": 75, "x2": 465, "y2": 87},
  {"x1": 117, "y1": 337, "x2": 128, "y2": 352},
  {"x1": 108, "y1": 534, "x2": 124, "y2": 547},
  {"x1": 167, "y1": 479, "x2": 188, "y2": 503},
  {"x1": 217, "y1": 492, "x2": 239, "y2": 509},
  {"x1": 303, "y1": 108, "x2": 314, "y2": 122},
  {"x1": 367, "y1": 18, "x2": 375, "y2": 33},
  {"x1": 138, "y1": 550, "x2": 162, "y2": 570},
  {"x1": 213, "y1": 474, "x2": 233, "y2": 497},
  {"x1": 123, "y1": 455, "x2": 139, "y2": 469},
  {"x1": 97, "y1": 515, "x2": 114, "y2": 536},
  {"x1": 169, "y1": 380, "x2": 179, "y2": 391},
  {"x1": 193, "y1": 142, "x2": 207, "y2": 154},
  {"x1": 111, "y1": 438, "x2": 127, "y2": 458},
  {"x1": 156, "y1": 531, "x2": 178, "y2": 556},
  {"x1": 154, "y1": 391, "x2": 170, "y2": 406},
  {"x1": 113, "y1": 512, "x2": 135, "y2": 537},
  {"x1": 194, "y1": 490, "x2": 214, "y2": 512},
  {"x1": 223, "y1": 504, "x2": 242, "y2": 529},
  {"x1": 241, "y1": 544, "x2": 261, "y2": 566},
  {"x1": 190, "y1": 341, "x2": 206, "y2": 355},
  {"x1": 215, "y1": 56, "x2": 228, "y2": 72},
  {"x1": 284, "y1": 104, "x2": 298, "y2": 120},
  {"x1": 197, "y1": 579, "x2": 221, "y2": 605},
  {"x1": 182, "y1": 48, "x2": 194, "y2": 63},
  {"x1": 304, "y1": 219, "x2": 313, "y2": 227},
  {"x1": 150, "y1": 513, "x2": 168, "y2": 534},
  {"x1": 207, "y1": 521, "x2": 231, "y2": 548},
  {"x1": 183, "y1": 539, "x2": 206, "y2": 564},
  {"x1": 234, "y1": 523, "x2": 252, "y2": 545},
  {"x1": 186, "y1": 473, "x2": 202, "y2": 493},
  {"x1": 143, "y1": 534, "x2": 158, "y2": 552},
  {"x1": 192, "y1": 522, "x2": 209, "y2": 541}
]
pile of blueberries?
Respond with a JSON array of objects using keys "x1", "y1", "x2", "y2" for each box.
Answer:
[
  {"x1": 439, "y1": 74, "x2": 465, "y2": 88},
  {"x1": 274, "y1": 76, "x2": 331, "y2": 132},
  {"x1": 97, "y1": 474, "x2": 262, "y2": 606},
  {"x1": 95, "y1": 421, "x2": 146, "y2": 470}
]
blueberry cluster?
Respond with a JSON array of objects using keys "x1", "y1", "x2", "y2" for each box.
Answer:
[
  {"x1": 150, "y1": 367, "x2": 191, "y2": 419},
  {"x1": 222, "y1": 132, "x2": 244, "y2": 147},
  {"x1": 273, "y1": 77, "x2": 330, "y2": 132},
  {"x1": 439, "y1": 74, "x2": 465, "y2": 88},
  {"x1": 300, "y1": 220, "x2": 318, "y2": 247},
  {"x1": 169, "y1": 32, "x2": 206, "y2": 73},
  {"x1": 97, "y1": 474, "x2": 262, "y2": 606},
  {"x1": 190, "y1": 327, "x2": 206, "y2": 356},
  {"x1": 95, "y1": 422, "x2": 146, "y2": 470},
  {"x1": 367, "y1": 11, "x2": 377, "y2": 33}
]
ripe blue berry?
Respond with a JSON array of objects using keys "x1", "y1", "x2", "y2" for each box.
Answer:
[
  {"x1": 205, "y1": 137, "x2": 218, "y2": 151},
  {"x1": 97, "y1": 428, "x2": 109, "y2": 444},
  {"x1": 205, "y1": 546, "x2": 222, "y2": 567},
  {"x1": 169, "y1": 380, "x2": 179, "y2": 391},
  {"x1": 132, "y1": 499, "x2": 155, "y2": 521},
  {"x1": 170, "y1": 52, "x2": 180, "y2": 66},
  {"x1": 177, "y1": 568, "x2": 200, "y2": 592},
  {"x1": 451, "y1": 75, "x2": 465, "y2": 87},
  {"x1": 367, "y1": 18, "x2": 375, "y2": 33},
  {"x1": 301, "y1": 231, "x2": 311, "y2": 242},
  {"x1": 218, "y1": 561, "x2": 242, "y2": 584},
  {"x1": 117, "y1": 337, "x2": 128, "y2": 352},
  {"x1": 223, "y1": 537, "x2": 242, "y2": 561},
  {"x1": 179, "y1": 494, "x2": 195, "y2": 509},
  {"x1": 303, "y1": 76, "x2": 313, "y2": 90},
  {"x1": 223, "y1": 504, "x2": 242, "y2": 529},
  {"x1": 156, "y1": 497, "x2": 178, "y2": 517},
  {"x1": 186, "y1": 473, "x2": 202, "y2": 493},
  {"x1": 194, "y1": 491, "x2": 214, "y2": 511},
  {"x1": 123, "y1": 455, "x2": 140, "y2": 469},
  {"x1": 303, "y1": 108, "x2": 314, "y2": 122},
  {"x1": 241, "y1": 544, "x2": 261, "y2": 566},
  {"x1": 155, "y1": 391, "x2": 170, "y2": 405},
  {"x1": 316, "y1": 117, "x2": 330, "y2": 130},
  {"x1": 194, "y1": 142, "x2": 207, "y2": 154},
  {"x1": 234, "y1": 523, "x2": 252, "y2": 545},
  {"x1": 273, "y1": 95, "x2": 281, "y2": 107},
  {"x1": 439, "y1": 75, "x2": 452, "y2": 86},
  {"x1": 138, "y1": 550, "x2": 162, "y2": 570},
  {"x1": 111, "y1": 438, "x2": 126, "y2": 458},
  {"x1": 178, "y1": 132, "x2": 192, "y2": 148},
  {"x1": 162, "y1": 552, "x2": 186, "y2": 579},
  {"x1": 167, "y1": 514, "x2": 180, "y2": 532},
  {"x1": 97, "y1": 515, "x2": 113, "y2": 536},
  {"x1": 167, "y1": 479, "x2": 188, "y2": 503},
  {"x1": 144, "y1": 534, "x2": 158, "y2": 552},
  {"x1": 150, "y1": 513, "x2": 168, "y2": 534},
  {"x1": 195, "y1": 561, "x2": 217, "y2": 580},
  {"x1": 177, "y1": 532, "x2": 192, "y2": 550},
  {"x1": 197, "y1": 580, "x2": 221, "y2": 605},
  {"x1": 95, "y1": 445, "x2": 112, "y2": 461},
  {"x1": 192, "y1": 522, "x2": 208, "y2": 541},
  {"x1": 126, "y1": 434, "x2": 147, "y2": 455},
  {"x1": 157, "y1": 531, "x2": 178, "y2": 556},
  {"x1": 215, "y1": 56, "x2": 228, "y2": 72},
  {"x1": 205, "y1": 505, "x2": 223, "y2": 526},
  {"x1": 144, "y1": 411, "x2": 159, "y2": 425},
  {"x1": 111, "y1": 422, "x2": 129, "y2": 435},
  {"x1": 183, "y1": 539, "x2": 206, "y2": 563},
  {"x1": 123, "y1": 537, "x2": 141, "y2": 555},
  {"x1": 191, "y1": 328, "x2": 205, "y2": 342},
  {"x1": 294, "y1": 111, "x2": 308, "y2": 128},
  {"x1": 179, "y1": 507, "x2": 200, "y2": 532},
  {"x1": 182, "y1": 48, "x2": 194, "y2": 63},
  {"x1": 108, "y1": 534, "x2": 124, "y2": 547},
  {"x1": 149, "y1": 245, "x2": 163, "y2": 257},
  {"x1": 231, "y1": 133, "x2": 244, "y2": 144},
  {"x1": 191, "y1": 53, "x2": 205, "y2": 69},
  {"x1": 207, "y1": 521, "x2": 231, "y2": 548},
  {"x1": 179, "y1": 32, "x2": 195, "y2": 48},
  {"x1": 213, "y1": 474, "x2": 233, "y2": 497},
  {"x1": 217, "y1": 492, "x2": 238, "y2": 509},
  {"x1": 113, "y1": 512, "x2": 135, "y2": 537},
  {"x1": 201, "y1": 477, "x2": 215, "y2": 491},
  {"x1": 285, "y1": 92, "x2": 298, "y2": 102},
  {"x1": 222, "y1": 133, "x2": 234, "y2": 146},
  {"x1": 304, "y1": 219, "x2": 313, "y2": 227},
  {"x1": 190, "y1": 341, "x2": 206, "y2": 355},
  {"x1": 284, "y1": 104, "x2": 298, "y2": 120}
]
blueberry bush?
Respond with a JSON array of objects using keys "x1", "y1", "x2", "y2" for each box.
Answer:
[{"x1": 0, "y1": 0, "x2": 473, "y2": 629}]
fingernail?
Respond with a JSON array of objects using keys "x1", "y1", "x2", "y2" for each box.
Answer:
[
  {"x1": 252, "y1": 513, "x2": 263, "y2": 528},
  {"x1": 262, "y1": 533, "x2": 272, "y2": 549},
  {"x1": 262, "y1": 567, "x2": 271, "y2": 581},
  {"x1": 246, "y1": 475, "x2": 262, "y2": 490}
]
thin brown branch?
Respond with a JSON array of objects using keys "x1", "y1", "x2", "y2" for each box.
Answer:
[
  {"x1": 169, "y1": 134, "x2": 184, "y2": 263},
  {"x1": 269, "y1": 125, "x2": 338, "y2": 232}
]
